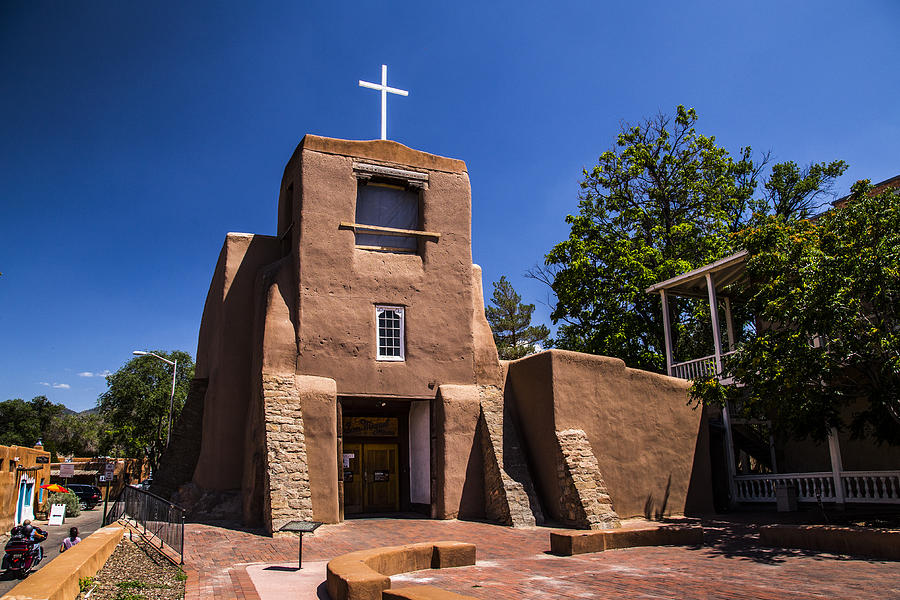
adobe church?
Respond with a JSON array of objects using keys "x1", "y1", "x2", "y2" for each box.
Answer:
[{"x1": 155, "y1": 135, "x2": 712, "y2": 533}]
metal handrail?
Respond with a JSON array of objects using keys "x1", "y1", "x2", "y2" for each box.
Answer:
[{"x1": 103, "y1": 485, "x2": 186, "y2": 563}]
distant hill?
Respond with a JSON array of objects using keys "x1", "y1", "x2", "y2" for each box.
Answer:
[{"x1": 59, "y1": 405, "x2": 99, "y2": 416}]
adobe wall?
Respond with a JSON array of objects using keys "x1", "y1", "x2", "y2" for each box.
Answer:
[
  {"x1": 505, "y1": 350, "x2": 713, "y2": 520},
  {"x1": 1, "y1": 445, "x2": 51, "y2": 532},
  {"x1": 192, "y1": 233, "x2": 280, "y2": 491},
  {"x1": 432, "y1": 385, "x2": 484, "y2": 520},
  {"x1": 281, "y1": 137, "x2": 481, "y2": 396}
]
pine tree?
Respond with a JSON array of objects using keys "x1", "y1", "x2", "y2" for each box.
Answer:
[{"x1": 486, "y1": 276, "x2": 551, "y2": 360}]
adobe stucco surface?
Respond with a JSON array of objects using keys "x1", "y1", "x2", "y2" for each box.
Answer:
[
  {"x1": 505, "y1": 350, "x2": 713, "y2": 520},
  {"x1": 287, "y1": 147, "x2": 482, "y2": 396},
  {"x1": 0, "y1": 445, "x2": 51, "y2": 532}
]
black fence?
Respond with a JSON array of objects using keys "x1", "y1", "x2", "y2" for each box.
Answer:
[{"x1": 103, "y1": 485, "x2": 186, "y2": 564}]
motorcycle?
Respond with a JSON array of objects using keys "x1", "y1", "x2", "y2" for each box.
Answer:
[{"x1": 2, "y1": 527, "x2": 43, "y2": 579}]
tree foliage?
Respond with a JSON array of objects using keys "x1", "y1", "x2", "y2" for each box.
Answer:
[
  {"x1": 534, "y1": 106, "x2": 763, "y2": 372},
  {"x1": 98, "y1": 350, "x2": 194, "y2": 472},
  {"x1": 0, "y1": 396, "x2": 64, "y2": 449},
  {"x1": 45, "y1": 412, "x2": 105, "y2": 457},
  {"x1": 764, "y1": 160, "x2": 847, "y2": 219},
  {"x1": 693, "y1": 181, "x2": 900, "y2": 443},
  {"x1": 485, "y1": 276, "x2": 551, "y2": 360}
]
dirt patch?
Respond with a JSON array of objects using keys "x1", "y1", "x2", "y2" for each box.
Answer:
[{"x1": 78, "y1": 535, "x2": 185, "y2": 600}]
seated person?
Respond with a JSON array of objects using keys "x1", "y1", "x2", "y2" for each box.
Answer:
[{"x1": 20, "y1": 519, "x2": 48, "y2": 561}]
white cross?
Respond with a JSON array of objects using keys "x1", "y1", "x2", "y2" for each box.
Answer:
[{"x1": 358, "y1": 64, "x2": 408, "y2": 140}]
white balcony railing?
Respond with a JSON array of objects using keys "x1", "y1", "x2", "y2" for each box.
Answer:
[
  {"x1": 734, "y1": 471, "x2": 900, "y2": 504},
  {"x1": 670, "y1": 350, "x2": 737, "y2": 380}
]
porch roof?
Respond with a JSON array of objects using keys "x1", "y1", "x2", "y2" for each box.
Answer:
[{"x1": 645, "y1": 250, "x2": 748, "y2": 298}]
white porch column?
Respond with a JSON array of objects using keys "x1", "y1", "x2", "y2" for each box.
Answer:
[
  {"x1": 721, "y1": 401, "x2": 739, "y2": 504},
  {"x1": 828, "y1": 427, "x2": 845, "y2": 506},
  {"x1": 707, "y1": 273, "x2": 738, "y2": 503},
  {"x1": 724, "y1": 297, "x2": 736, "y2": 351},
  {"x1": 769, "y1": 432, "x2": 778, "y2": 474},
  {"x1": 705, "y1": 273, "x2": 723, "y2": 375},
  {"x1": 660, "y1": 289, "x2": 674, "y2": 376}
]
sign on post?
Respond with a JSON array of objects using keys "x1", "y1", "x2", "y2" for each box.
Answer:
[
  {"x1": 59, "y1": 463, "x2": 75, "y2": 478},
  {"x1": 48, "y1": 504, "x2": 66, "y2": 526},
  {"x1": 105, "y1": 462, "x2": 115, "y2": 478}
]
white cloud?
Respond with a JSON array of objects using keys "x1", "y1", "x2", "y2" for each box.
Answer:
[
  {"x1": 78, "y1": 370, "x2": 111, "y2": 378},
  {"x1": 38, "y1": 381, "x2": 70, "y2": 389}
]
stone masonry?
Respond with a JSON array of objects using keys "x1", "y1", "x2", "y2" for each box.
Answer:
[
  {"x1": 479, "y1": 385, "x2": 544, "y2": 527},
  {"x1": 262, "y1": 374, "x2": 313, "y2": 533},
  {"x1": 556, "y1": 428, "x2": 620, "y2": 529}
]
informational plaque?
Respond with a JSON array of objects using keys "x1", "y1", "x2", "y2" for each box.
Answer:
[
  {"x1": 35, "y1": 456, "x2": 49, "y2": 464},
  {"x1": 343, "y1": 417, "x2": 398, "y2": 437},
  {"x1": 104, "y1": 462, "x2": 115, "y2": 477},
  {"x1": 48, "y1": 504, "x2": 66, "y2": 526},
  {"x1": 59, "y1": 463, "x2": 75, "y2": 478}
]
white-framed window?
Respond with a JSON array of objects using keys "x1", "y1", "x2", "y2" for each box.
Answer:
[{"x1": 376, "y1": 305, "x2": 405, "y2": 361}]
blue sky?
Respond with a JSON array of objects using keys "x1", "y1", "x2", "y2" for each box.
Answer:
[{"x1": 2, "y1": 2, "x2": 898, "y2": 411}]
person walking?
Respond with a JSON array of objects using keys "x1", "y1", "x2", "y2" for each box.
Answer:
[{"x1": 59, "y1": 527, "x2": 81, "y2": 552}]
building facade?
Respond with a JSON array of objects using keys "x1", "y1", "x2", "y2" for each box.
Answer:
[
  {"x1": 156, "y1": 136, "x2": 712, "y2": 532},
  {"x1": 1, "y1": 444, "x2": 51, "y2": 532}
]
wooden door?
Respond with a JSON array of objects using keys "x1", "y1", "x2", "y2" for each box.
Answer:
[
  {"x1": 364, "y1": 443, "x2": 399, "y2": 512},
  {"x1": 343, "y1": 442, "x2": 363, "y2": 514}
]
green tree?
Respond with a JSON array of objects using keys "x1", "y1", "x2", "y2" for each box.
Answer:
[
  {"x1": 764, "y1": 160, "x2": 847, "y2": 219},
  {"x1": 486, "y1": 276, "x2": 551, "y2": 360},
  {"x1": 98, "y1": 350, "x2": 194, "y2": 472},
  {"x1": 0, "y1": 398, "x2": 41, "y2": 446},
  {"x1": 45, "y1": 412, "x2": 104, "y2": 456},
  {"x1": 0, "y1": 396, "x2": 65, "y2": 449},
  {"x1": 693, "y1": 181, "x2": 900, "y2": 443},
  {"x1": 534, "y1": 106, "x2": 762, "y2": 372}
]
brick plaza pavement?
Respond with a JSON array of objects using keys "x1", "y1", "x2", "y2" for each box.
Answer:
[{"x1": 183, "y1": 516, "x2": 900, "y2": 600}]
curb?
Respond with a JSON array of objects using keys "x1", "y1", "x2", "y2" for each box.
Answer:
[
  {"x1": 760, "y1": 524, "x2": 900, "y2": 561},
  {"x1": 1, "y1": 524, "x2": 124, "y2": 600},
  {"x1": 550, "y1": 524, "x2": 703, "y2": 555}
]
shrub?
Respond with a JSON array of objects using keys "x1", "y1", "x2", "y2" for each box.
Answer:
[
  {"x1": 79, "y1": 576, "x2": 95, "y2": 592},
  {"x1": 48, "y1": 491, "x2": 80, "y2": 517}
]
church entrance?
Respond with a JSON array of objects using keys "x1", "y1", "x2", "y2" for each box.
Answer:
[
  {"x1": 340, "y1": 398, "x2": 431, "y2": 517},
  {"x1": 343, "y1": 441, "x2": 399, "y2": 513}
]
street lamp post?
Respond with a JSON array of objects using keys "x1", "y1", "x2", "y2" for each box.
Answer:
[{"x1": 132, "y1": 351, "x2": 178, "y2": 446}]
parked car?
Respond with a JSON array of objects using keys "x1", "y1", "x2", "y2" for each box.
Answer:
[{"x1": 66, "y1": 484, "x2": 102, "y2": 509}]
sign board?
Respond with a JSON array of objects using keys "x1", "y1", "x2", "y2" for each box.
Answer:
[
  {"x1": 35, "y1": 455, "x2": 49, "y2": 464},
  {"x1": 342, "y1": 417, "x2": 398, "y2": 437},
  {"x1": 48, "y1": 504, "x2": 66, "y2": 526},
  {"x1": 59, "y1": 463, "x2": 75, "y2": 478},
  {"x1": 342, "y1": 453, "x2": 354, "y2": 468},
  {"x1": 99, "y1": 475, "x2": 109, "y2": 482},
  {"x1": 104, "y1": 462, "x2": 115, "y2": 477}
]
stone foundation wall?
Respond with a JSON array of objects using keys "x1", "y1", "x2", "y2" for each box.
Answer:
[
  {"x1": 479, "y1": 385, "x2": 543, "y2": 527},
  {"x1": 556, "y1": 428, "x2": 620, "y2": 529},
  {"x1": 262, "y1": 373, "x2": 313, "y2": 533}
]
